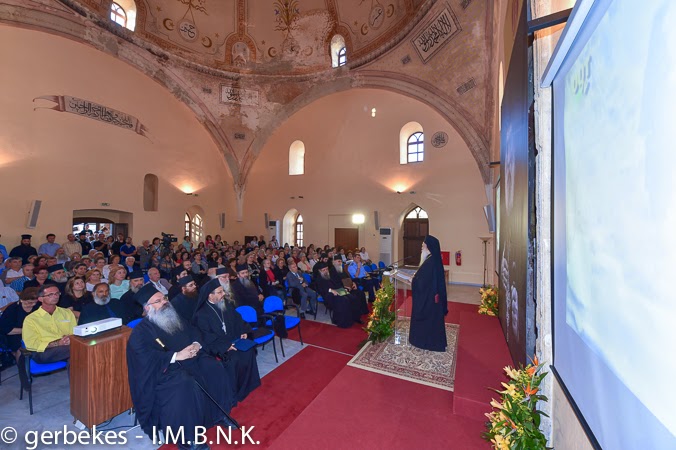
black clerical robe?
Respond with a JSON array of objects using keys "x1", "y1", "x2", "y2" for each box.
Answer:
[
  {"x1": 9, "y1": 244, "x2": 37, "y2": 263},
  {"x1": 231, "y1": 279, "x2": 264, "y2": 317},
  {"x1": 193, "y1": 301, "x2": 261, "y2": 403},
  {"x1": 78, "y1": 300, "x2": 132, "y2": 325},
  {"x1": 126, "y1": 318, "x2": 236, "y2": 443},
  {"x1": 119, "y1": 290, "x2": 143, "y2": 322},
  {"x1": 335, "y1": 271, "x2": 369, "y2": 310},
  {"x1": 315, "y1": 275, "x2": 364, "y2": 328},
  {"x1": 409, "y1": 257, "x2": 448, "y2": 352},
  {"x1": 171, "y1": 293, "x2": 199, "y2": 323}
]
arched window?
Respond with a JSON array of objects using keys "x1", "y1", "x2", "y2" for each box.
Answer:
[
  {"x1": 406, "y1": 206, "x2": 429, "y2": 219},
  {"x1": 289, "y1": 140, "x2": 305, "y2": 175},
  {"x1": 191, "y1": 213, "x2": 203, "y2": 244},
  {"x1": 184, "y1": 213, "x2": 191, "y2": 240},
  {"x1": 143, "y1": 173, "x2": 158, "y2": 212},
  {"x1": 407, "y1": 132, "x2": 425, "y2": 163},
  {"x1": 330, "y1": 35, "x2": 347, "y2": 68},
  {"x1": 110, "y1": 0, "x2": 137, "y2": 31},
  {"x1": 399, "y1": 121, "x2": 424, "y2": 164},
  {"x1": 337, "y1": 47, "x2": 347, "y2": 66},
  {"x1": 295, "y1": 214, "x2": 304, "y2": 247},
  {"x1": 110, "y1": 2, "x2": 127, "y2": 27}
]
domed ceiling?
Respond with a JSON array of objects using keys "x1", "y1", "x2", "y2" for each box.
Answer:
[{"x1": 119, "y1": 0, "x2": 425, "y2": 75}]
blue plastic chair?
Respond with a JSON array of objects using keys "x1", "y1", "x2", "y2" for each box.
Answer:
[
  {"x1": 303, "y1": 273, "x2": 328, "y2": 319},
  {"x1": 127, "y1": 318, "x2": 142, "y2": 329},
  {"x1": 19, "y1": 340, "x2": 68, "y2": 414},
  {"x1": 263, "y1": 296, "x2": 302, "y2": 358},
  {"x1": 0, "y1": 343, "x2": 13, "y2": 386},
  {"x1": 236, "y1": 305, "x2": 278, "y2": 363},
  {"x1": 378, "y1": 261, "x2": 386, "y2": 269},
  {"x1": 363, "y1": 265, "x2": 373, "y2": 273}
]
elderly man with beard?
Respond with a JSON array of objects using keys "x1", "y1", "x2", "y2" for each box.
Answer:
[
  {"x1": 47, "y1": 263, "x2": 68, "y2": 294},
  {"x1": 120, "y1": 271, "x2": 146, "y2": 321},
  {"x1": 193, "y1": 279, "x2": 261, "y2": 405},
  {"x1": 78, "y1": 283, "x2": 133, "y2": 325},
  {"x1": 332, "y1": 256, "x2": 368, "y2": 309},
  {"x1": 171, "y1": 275, "x2": 200, "y2": 322},
  {"x1": 127, "y1": 284, "x2": 238, "y2": 450},
  {"x1": 409, "y1": 235, "x2": 448, "y2": 352},
  {"x1": 231, "y1": 264, "x2": 264, "y2": 317},
  {"x1": 314, "y1": 262, "x2": 365, "y2": 328}
]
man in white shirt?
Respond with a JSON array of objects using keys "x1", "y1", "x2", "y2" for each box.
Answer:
[
  {"x1": 0, "y1": 279, "x2": 19, "y2": 308},
  {"x1": 1, "y1": 258, "x2": 24, "y2": 284},
  {"x1": 146, "y1": 267, "x2": 171, "y2": 295}
]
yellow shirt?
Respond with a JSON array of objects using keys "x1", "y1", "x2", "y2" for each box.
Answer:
[{"x1": 22, "y1": 307, "x2": 76, "y2": 352}]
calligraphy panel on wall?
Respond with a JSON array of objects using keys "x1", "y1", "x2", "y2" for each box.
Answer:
[{"x1": 410, "y1": 4, "x2": 462, "y2": 64}]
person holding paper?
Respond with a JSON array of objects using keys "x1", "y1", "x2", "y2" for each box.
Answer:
[{"x1": 193, "y1": 278, "x2": 261, "y2": 404}]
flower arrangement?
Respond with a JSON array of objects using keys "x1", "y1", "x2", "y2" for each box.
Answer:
[
  {"x1": 479, "y1": 285, "x2": 499, "y2": 316},
  {"x1": 363, "y1": 280, "x2": 396, "y2": 344},
  {"x1": 483, "y1": 357, "x2": 550, "y2": 449}
]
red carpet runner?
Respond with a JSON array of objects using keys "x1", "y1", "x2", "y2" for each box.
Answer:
[{"x1": 286, "y1": 319, "x2": 366, "y2": 355}]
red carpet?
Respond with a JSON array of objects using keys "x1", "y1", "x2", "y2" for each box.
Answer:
[
  {"x1": 286, "y1": 319, "x2": 366, "y2": 355},
  {"x1": 159, "y1": 346, "x2": 350, "y2": 449},
  {"x1": 269, "y1": 366, "x2": 489, "y2": 449}
]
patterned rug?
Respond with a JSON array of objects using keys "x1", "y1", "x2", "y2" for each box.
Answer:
[{"x1": 347, "y1": 320, "x2": 460, "y2": 391}]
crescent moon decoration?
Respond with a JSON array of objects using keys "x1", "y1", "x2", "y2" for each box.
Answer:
[
  {"x1": 361, "y1": 24, "x2": 369, "y2": 35},
  {"x1": 163, "y1": 18, "x2": 175, "y2": 31},
  {"x1": 268, "y1": 47, "x2": 278, "y2": 57},
  {"x1": 386, "y1": 4, "x2": 395, "y2": 17},
  {"x1": 202, "y1": 36, "x2": 212, "y2": 48}
]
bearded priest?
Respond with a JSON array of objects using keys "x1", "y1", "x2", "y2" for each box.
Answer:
[
  {"x1": 192, "y1": 277, "x2": 261, "y2": 405},
  {"x1": 126, "y1": 283, "x2": 238, "y2": 450}
]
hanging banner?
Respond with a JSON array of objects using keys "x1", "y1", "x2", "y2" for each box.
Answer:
[{"x1": 34, "y1": 95, "x2": 149, "y2": 138}]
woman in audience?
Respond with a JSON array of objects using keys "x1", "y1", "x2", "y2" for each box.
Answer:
[
  {"x1": 85, "y1": 269, "x2": 105, "y2": 291},
  {"x1": 61, "y1": 277, "x2": 92, "y2": 319},
  {"x1": 207, "y1": 251, "x2": 220, "y2": 264},
  {"x1": 35, "y1": 255, "x2": 48, "y2": 268},
  {"x1": 246, "y1": 252, "x2": 261, "y2": 282},
  {"x1": 103, "y1": 254, "x2": 121, "y2": 279},
  {"x1": 23, "y1": 266, "x2": 51, "y2": 289},
  {"x1": 205, "y1": 235, "x2": 214, "y2": 248},
  {"x1": 274, "y1": 257, "x2": 289, "y2": 283},
  {"x1": 359, "y1": 247, "x2": 370, "y2": 263},
  {"x1": 259, "y1": 258, "x2": 285, "y2": 298},
  {"x1": 298, "y1": 254, "x2": 312, "y2": 274},
  {"x1": 0, "y1": 287, "x2": 40, "y2": 362},
  {"x1": 159, "y1": 251, "x2": 175, "y2": 278},
  {"x1": 191, "y1": 253, "x2": 208, "y2": 276},
  {"x1": 257, "y1": 248, "x2": 266, "y2": 264},
  {"x1": 228, "y1": 257, "x2": 238, "y2": 279},
  {"x1": 108, "y1": 266, "x2": 130, "y2": 299}
]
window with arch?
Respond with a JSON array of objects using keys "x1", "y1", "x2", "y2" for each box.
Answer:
[
  {"x1": 330, "y1": 35, "x2": 347, "y2": 68},
  {"x1": 109, "y1": 0, "x2": 137, "y2": 31},
  {"x1": 295, "y1": 214, "x2": 304, "y2": 247},
  {"x1": 399, "y1": 121, "x2": 424, "y2": 164},
  {"x1": 110, "y1": 2, "x2": 127, "y2": 27},
  {"x1": 406, "y1": 206, "x2": 429, "y2": 219},
  {"x1": 289, "y1": 140, "x2": 305, "y2": 175},
  {"x1": 407, "y1": 132, "x2": 425, "y2": 163},
  {"x1": 184, "y1": 212, "x2": 204, "y2": 244}
]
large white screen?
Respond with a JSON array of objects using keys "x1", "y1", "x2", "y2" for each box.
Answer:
[{"x1": 553, "y1": 0, "x2": 676, "y2": 448}]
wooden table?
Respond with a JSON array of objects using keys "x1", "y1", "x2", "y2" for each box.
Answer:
[{"x1": 70, "y1": 326, "x2": 133, "y2": 428}]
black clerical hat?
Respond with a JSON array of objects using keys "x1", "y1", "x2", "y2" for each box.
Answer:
[
  {"x1": 177, "y1": 275, "x2": 194, "y2": 286},
  {"x1": 128, "y1": 270, "x2": 144, "y2": 280},
  {"x1": 171, "y1": 267, "x2": 185, "y2": 278},
  {"x1": 47, "y1": 264, "x2": 64, "y2": 273},
  {"x1": 216, "y1": 267, "x2": 229, "y2": 275},
  {"x1": 21, "y1": 234, "x2": 32, "y2": 240},
  {"x1": 207, "y1": 261, "x2": 218, "y2": 269},
  {"x1": 135, "y1": 283, "x2": 160, "y2": 306},
  {"x1": 235, "y1": 263, "x2": 248, "y2": 272},
  {"x1": 314, "y1": 262, "x2": 328, "y2": 271},
  {"x1": 333, "y1": 255, "x2": 343, "y2": 261},
  {"x1": 320, "y1": 253, "x2": 328, "y2": 259}
]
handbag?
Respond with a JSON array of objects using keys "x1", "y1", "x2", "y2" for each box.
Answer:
[{"x1": 272, "y1": 313, "x2": 288, "y2": 338}]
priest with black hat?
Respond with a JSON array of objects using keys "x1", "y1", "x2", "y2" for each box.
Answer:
[
  {"x1": 231, "y1": 264, "x2": 264, "y2": 317},
  {"x1": 409, "y1": 235, "x2": 448, "y2": 352},
  {"x1": 10, "y1": 234, "x2": 38, "y2": 263},
  {"x1": 119, "y1": 270, "x2": 146, "y2": 322},
  {"x1": 127, "y1": 284, "x2": 238, "y2": 450},
  {"x1": 171, "y1": 275, "x2": 199, "y2": 322},
  {"x1": 46, "y1": 263, "x2": 68, "y2": 294},
  {"x1": 314, "y1": 262, "x2": 365, "y2": 328},
  {"x1": 167, "y1": 266, "x2": 188, "y2": 300},
  {"x1": 193, "y1": 278, "x2": 261, "y2": 404}
]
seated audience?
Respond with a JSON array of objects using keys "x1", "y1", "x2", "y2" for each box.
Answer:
[
  {"x1": 108, "y1": 266, "x2": 130, "y2": 299},
  {"x1": 120, "y1": 271, "x2": 145, "y2": 321},
  {"x1": 0, "y1": 279, "x2": 19, "y2": 308},
  {"x1": 85, "y1": 268, "x2": 105, "y2": 292},
  {"x1": 59, "y1": 277, "x2": 92, "y2": 319},
  {"x1": 347, "y1": 254, "x2": 379, "y2": 302},
  {"x1": 231, "y1": 264, "x2": 264, "y2": 317},
  {"x1": 147, "y1": 267, "x2": 171, "y2": 295},
  {"x1": 287, "y1": 261, "x2": 317, "y2": 317},
  {"x1": 170, "y1": 275, "x2": 199, "y2": 322},
  {"x1": 79, "y1": 283, "x2": 133, "y2": 325},
  {"x1": 314, "y1": 262, "x2": 365, "y2": 328},
  {"x1": 9, "y1": 263, "x2": 34, "y2": 292},
  {"x1": 23, "y1": 266, "x2": 55, "y2": 290},
  {"x1": 0, "y1": 287, "x2": 40, "y2": 362},
  {"x1": 259, "y1": 258, "x2": 285, "y2": 299}
]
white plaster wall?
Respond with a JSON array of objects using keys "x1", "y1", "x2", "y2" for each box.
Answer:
[
  {"x1": 240, "y1": 88, "x2": 492, "y2": 284},
  {"x1": 0, "y1": 26, "x2": 235, "y2": 247}
]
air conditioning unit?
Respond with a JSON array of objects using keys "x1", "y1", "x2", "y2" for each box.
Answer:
[
  {"x1": 379, "y1": 227, "x2": 393, "y2": 266},
  {"x1": 267, "y1": 220, "x2": 281, "y2": 244}
]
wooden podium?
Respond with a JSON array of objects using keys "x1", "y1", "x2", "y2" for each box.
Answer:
[{"x1": 70, "y1": 326, "x2": 133, "y2": 428}]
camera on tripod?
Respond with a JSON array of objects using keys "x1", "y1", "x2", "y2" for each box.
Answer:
[{"x1": 161, "y1": 232, "x2": 178, "y2": 247}]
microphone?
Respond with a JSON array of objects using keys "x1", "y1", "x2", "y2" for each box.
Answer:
[{"x1": 386, "y1": 255, "x2": 416, "y2": 271}]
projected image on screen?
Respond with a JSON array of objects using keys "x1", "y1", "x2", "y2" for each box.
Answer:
[{"x1": 562, "y1": 0, "x2": 676, "y2": 437}]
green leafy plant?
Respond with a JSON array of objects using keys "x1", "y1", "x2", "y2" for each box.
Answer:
[
  {"x1": 479, "y1": 285, "x2": 499, "y2": 316},
  {"x1": 363, "y1": 279, "x2": 396, "y2": 344},
  {"x1": 483, "y1": 357, "x2": 550, "y2": 449}
]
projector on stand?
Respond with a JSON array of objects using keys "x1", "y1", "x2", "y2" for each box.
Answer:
[{"x1": 73, "y1": 317, "x2": 122, "y2": 337}]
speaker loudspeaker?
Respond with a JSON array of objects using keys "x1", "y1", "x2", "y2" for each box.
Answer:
[
  {"x1": 219, "y1": 213, "x2": 225, "y2": 229},
  {"x1": 374, "y1": 210, "x2": 380, "y2": 231},
  {"x1": 483, "y1": 205, "x2": 496, "y2": 233},
  {"x1": 264, "y1": 213, "x2": 269, "y2": 229},
  {"x1": 27, "y1": 200, "x2": 42, "y2": 229}
]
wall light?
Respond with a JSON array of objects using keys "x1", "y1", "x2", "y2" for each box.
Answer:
[
  {"x1": 371, "y1": 108, "x2": 376, "y2": 117},
  {"x1": 352, "y1": 213, "x2": 365, "y2": 224}
]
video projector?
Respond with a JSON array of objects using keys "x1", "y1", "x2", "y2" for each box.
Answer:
[{"x1": 73, "y1": 317, "x2": 122, "y2": 337}]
